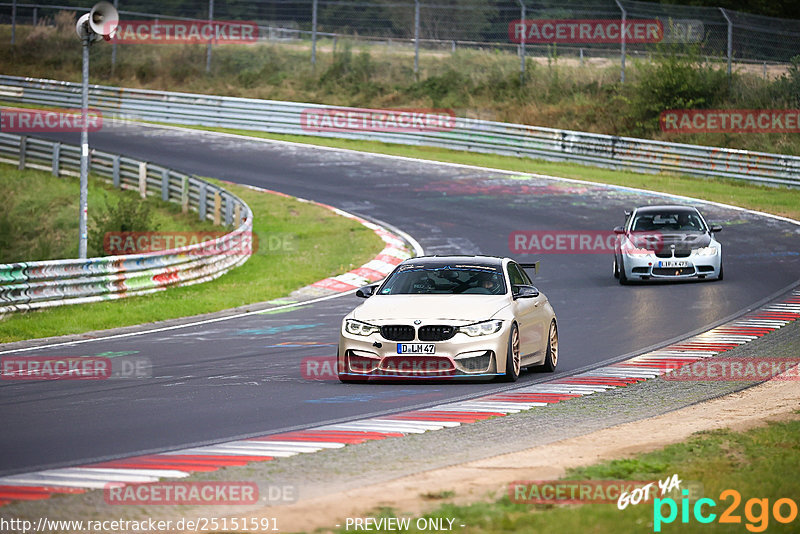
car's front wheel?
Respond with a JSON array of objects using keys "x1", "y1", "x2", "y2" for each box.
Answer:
[
  {"x1": 501, "y1": 323, "x2": 521, "y2": 382},
  {"x1": 618, "y1": 257, "x2": 629, "y2": 285},
  {"x1": 613, "y1": 255, "x2": 620, "y2": 279}
]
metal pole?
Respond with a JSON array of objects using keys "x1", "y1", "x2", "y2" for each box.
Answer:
[
  {"x1": 32, "y1": 7, "x2": 37, "y2": 27},
  {"x1": 79, "y1": 35, "x2": 90, "y2": 259},
  {"x1": 517, "y1": 1, "x2": 525, "y2": 85},
  {"x1": 111, "y1": 0, "x2": 119, "y2": 76},
  {"x1": 311, "y1": 0, "x2": 318, "y2": 68},
  {"x1": 614, "y1": 0, "x2": 626, "y2": 83},
  {"x1": 206, "y1": 0, "x2": 214, "y2": 73},
  {"x1": 413, "y1": 0, "x2": 420, "y2": 78},
  {"x1": 719, "y1": 8, "x2": 732, "y2": 82},
  {"x1": 11, "y1": 0, "x2": 16, "y2": 45}
]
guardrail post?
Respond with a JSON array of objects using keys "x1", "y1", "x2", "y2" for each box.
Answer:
[
  {"x1": 138, "y1": 162, "x2": 147, "y2": 199},
  {"x1": 181, "y1": 176, "x2": 189, "y2": 213},
  {"x1": 18, "y1": 136, "x2": 26, "y2": 170},
  {"x1": 234, "y1": 203, "x2": 241, "y2": 227},
  {"x1": 52, "y1": 142, "x2": 61, "y2": 176},
  {"x1": 224, "y1": 195, "x2": 233, "y2": 226},
  {"x1": 199, "y1": 183, "x2": 207, "y2": 222},
  {"x1": 213, "y1": 191, "x2": 222, "y2": 225},
  {"x1": 161, "y1": 169, "x2": 170, "y2": 201},
  {"x1": 112, "y1": 155, "x2": 120, "y2": 187}
]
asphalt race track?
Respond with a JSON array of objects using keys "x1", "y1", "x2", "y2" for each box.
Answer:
[{"x1": 2, "y1": 123, "x2": 798, "y2": 476}]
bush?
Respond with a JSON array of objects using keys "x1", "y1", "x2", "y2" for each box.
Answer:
[
  {"x1": 626, "y1": 50, "x2": 728, "y2": 135},
  {"x1": 90, "y1": 193, "x2": 160, "y2": 256}
]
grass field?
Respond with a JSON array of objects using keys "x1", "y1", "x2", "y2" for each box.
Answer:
[
  {"x1": 366, "y1": 417, "x2": 800, "y2": 533},
  {"x1": 0, "y1": 163, "x2": 217, "y2": 263},
  {"x1": 0, "y1": 171, "x2": 383, "y2": 342}
]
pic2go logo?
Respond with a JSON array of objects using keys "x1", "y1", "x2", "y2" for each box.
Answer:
[{"x1": 653, "y1": 489, "x2": 798, "y2": 532}]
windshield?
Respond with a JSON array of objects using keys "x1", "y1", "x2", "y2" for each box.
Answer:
[
  {"x1": 379, "y1": 264, "x2": 507, "y2": 295},
  {"x1": 630, "y1": 211, "x2": 705, "y2": 233}
]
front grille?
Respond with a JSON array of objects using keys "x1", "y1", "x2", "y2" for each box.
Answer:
[
  {"x1": 654, "y1": 251, "x2": 672, "y2": 258},
  {"x1": 381, "y1": 325, "x2": 415, "y2": 341},
  {"x1": 632, "y1": 267, "x2": 649, "y2": 274},
  {"x1": 419, "y1": 325, "x2": 456, "y2": 341},
  {"x1": 674, "y1": 249, "x2": 691, "y2": 258},
  {"x1": 697, "y1": 265, "x2": 715, "y2": 272},
  {"x1": 652, "y1": 267, "x2": 695, "y2": 276}
]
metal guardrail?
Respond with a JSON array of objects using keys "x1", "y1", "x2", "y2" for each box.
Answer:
[
  {"x1": 1, "y1": 75, "x2": 797, "y2": 187},
  {"x1": 0, "y1": 131, "x2": 253, "y2": 314}
]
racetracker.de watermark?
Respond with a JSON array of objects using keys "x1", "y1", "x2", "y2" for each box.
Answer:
[
  {"x1": 110, "y1": 20, "x2": 258, "y2": 44},
  {"x1": 301, "y1": 108, "x2": 456, "y2": 133},
  {"x1": 103, "y1": 231, "x2": 256, "y2": 256},
  {"x1": 1, "y1": 107, "x2": 102, "y2": 132},
  {"x1": 663, "y1": 358, "x2": 800, "y2": 381},
  {"x1": 660, "y1": 109, "x2": 800, "y2": 133},
  {"x1": 1, "y1": 357, "x2": 110, "y2": 380},
  {"x1": 508, "y1": 19, "x2": 663, "y2": 43},
  {"x1": 510, "y1": 480, "x2": 658, "y2": 504},
  {"x1": 104, "y1": 482, "x2": 259, "y2": 505},
  {"x1": 509, "y1": 230, "x2": 667, "y2": 254}
]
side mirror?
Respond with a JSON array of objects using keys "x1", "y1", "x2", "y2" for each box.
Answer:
[
  {"x1": 613, "y1": 226, "x2": 625, "y2": 234},
  {"x1": 710, "y1": 225, "x2": 722, "y2": 233},
  {"x1": 512, "y1": 285, "x2": 539, "y2": 299},
  {"x1": 356, "y1": 285, "x2": 378, "y2": 298}
]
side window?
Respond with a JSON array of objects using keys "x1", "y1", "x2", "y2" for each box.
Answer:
[{"x1": 507, "y1": 263, "x2": 527, "y2": 286}]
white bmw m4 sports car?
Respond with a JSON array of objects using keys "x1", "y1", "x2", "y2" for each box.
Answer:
[{"x1": 338, "y1": 256, "x2": 558, "y2": 383}]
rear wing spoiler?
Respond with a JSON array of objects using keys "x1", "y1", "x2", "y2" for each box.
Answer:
[{"x1": 519, "y1": 261, "x2": 540, "y2": 276}]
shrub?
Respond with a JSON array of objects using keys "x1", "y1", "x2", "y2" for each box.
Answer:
[{"x1": 90, "y1": 193, "x2": 160, "y2": 256}]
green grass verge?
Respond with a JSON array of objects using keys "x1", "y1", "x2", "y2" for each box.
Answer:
[
  {"x1": 356, "y1": 418, "x2": 800, "y2": 533},
  {"x1": 0, "y1": 163, "x2": 217, "y2": 263},
  {"x1": 174, "y1": 125, "x2": 800, "y2": 222},
  {"x1": 0, "y1": 173, "x2": 384, "y2": 343}
]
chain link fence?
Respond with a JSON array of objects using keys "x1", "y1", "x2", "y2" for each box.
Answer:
[{"x1": 3, "y1": 1, "x2": 800, "y2": 78}]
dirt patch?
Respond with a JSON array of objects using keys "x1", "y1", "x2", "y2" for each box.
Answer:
[{"x1": 238, "y1": 375, "x2": 800, "y2": 533}]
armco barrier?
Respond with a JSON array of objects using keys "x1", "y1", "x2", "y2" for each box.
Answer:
[
  {"x1": 0, "y1": 132, "x2": 253, "y2": 314},
  {"x1": 1, "y1": 75, "x2": 799, "y2": 187}
]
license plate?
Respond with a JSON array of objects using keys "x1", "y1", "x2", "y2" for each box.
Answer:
[
  {"x1": 397, "y1": 343, "x2": 436, "y2": 354},
  {"x1": 659, "y1": 260, "x2": 688, "y2": 268}
]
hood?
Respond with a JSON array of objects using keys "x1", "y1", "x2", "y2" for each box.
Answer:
[
  {"x1": 629, "y1": 232, "x2": 711, "y2": 251},
  {"x1": 352, "y1": 294, "x2": 511, "y2": 323}
]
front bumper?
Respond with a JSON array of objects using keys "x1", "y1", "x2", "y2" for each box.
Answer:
[
  {"x1": 621, "y1": 252, "x2": 721, "y2": 280},
  {"x1": 338, "y1": 322, "x2": 509, "y2": 379}
]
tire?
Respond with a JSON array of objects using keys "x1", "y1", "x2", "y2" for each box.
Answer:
[
  {"x1": 613, "y1": 256, "x2": 620, "y2": 279},
  {"x1": 618, "y1": 257, "x2": 629, "y2": 285},
  {"x1": 533, "y1": 321, "x2": 558, "y2": 372},
  {"x1": 501, "y1": 323, "x2": 521, "y2": 382},
  {"x1": 716, "y1": 263, "x2": 724, "y2": 281}
]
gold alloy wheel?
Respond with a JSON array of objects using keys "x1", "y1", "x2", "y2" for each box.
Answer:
[
  {"x1": 549, "y1": 322, "x2": 558, "y2": 368},
  {"x1": 511, "y1": 325, "x2": 521, "y2": 375}
]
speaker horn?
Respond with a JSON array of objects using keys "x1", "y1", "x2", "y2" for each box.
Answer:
[{"x1": 89, "y1": 1, "x2": 119, "y2": 37}]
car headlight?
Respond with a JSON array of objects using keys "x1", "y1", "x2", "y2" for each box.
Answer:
[
  {"x1": 344, "y1": 319, "x2": 381, "y2": 336},
  {"x1": 693, "y1": 246, "x2": 718, "y2": 256},
  {"x1": 458, "y1": 320, "x2": 504, "y2": 337}
]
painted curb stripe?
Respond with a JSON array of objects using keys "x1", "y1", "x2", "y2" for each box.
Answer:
[{"x1": 1, "y1": 290, "x2": 798, "y2": 508}]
